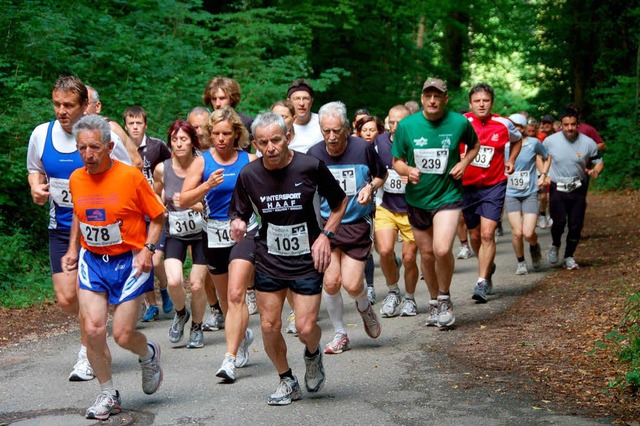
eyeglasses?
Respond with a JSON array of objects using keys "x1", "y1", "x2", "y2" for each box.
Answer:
[{"x1": 290, "y1": 96, "x2": 311, "y2": 103}]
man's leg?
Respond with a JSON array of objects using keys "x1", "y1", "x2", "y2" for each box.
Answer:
[
  {"x1": 431, "y1": 209, "x2": 460, "y2": 295},
  {"x1": 79, "y1": 288, "x2": 111, "y2": 384},
  {"x1": 341, "y1": 253, "x2": 381, "y2": 339},
  {"x1": 256, "y1": 288, "x2": 288, "y2": 373},
  {"x1": 322, "y1": 249, "x2": 349, "y2": 353}
]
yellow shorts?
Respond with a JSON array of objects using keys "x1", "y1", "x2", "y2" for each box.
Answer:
[{"x1": 374, "y1": 205, "x2": 415, "y2": 243}]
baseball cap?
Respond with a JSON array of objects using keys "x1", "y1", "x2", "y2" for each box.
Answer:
[
  {"x1": 508, "y1": 113, "x2": 527, "y2": 127},
  {"x1": 541, "y1": 114, "x2": 555, "y2": 123},
  {"x1": 422, "y1": 78, "x2": 447, "y2": 93}
]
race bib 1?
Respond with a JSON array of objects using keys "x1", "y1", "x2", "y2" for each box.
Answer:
[
  {"x1": 556, "y1": 176, "x2": 582, "y2": 193},
  {"x1": 470, "y1": 146, "x2": 495, "y2": 169},
  {"x1": 49, "y1": 177, "x2": 73, "y2": 208},
  {"x1": 414, "y1": 148, "x2": 449, "y2": 174},
  {"x1": 507, "y1": 171, "x2": 530, "y2": 190},
  {"x1": 206, "y1": 219, "x2": 235, "y2": 248},
  {"x1": 79, "y1": 221, "x2": 122, "y2": 247},
  {"x1": 266, "y1": 222, "x2": 311, "y2": 257},
  {"x1": 330, "y1": 167, "x2": 357, "y2": 196},
  {"x1": 383, "y1": 169, "x2": 406, "y2": 194},
  {"x1": 168, "y1": 210, "x2": 204, "y2": 237}
]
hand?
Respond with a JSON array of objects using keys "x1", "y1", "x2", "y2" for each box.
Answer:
[
  {"x1": 206, "y1": 168, "x2": 225, "y2": 189},
  {"x1": 31, "y1": 183, "x2": 50, "y2": 205},
  {"x1": 230, "y1": 218, "x2": 247, "y2": 243},
  {"x1": 133, "y1": 249, "x2": 153, "y2": 277},
  {"x1": 586, "y1": 168, "x2": 600, "y2": 179},
  {"x1": 504, "y1": 161, "x2": 515, "y2": 175},
  {"x1": 408, "y1": 167, "x2": 421, "y2": 185},
  {"x1": 312, "y1": 234, "x2": 332, "y2": 273},
  {"x1": 61, "y1": 250, "x2": 78, "y2": 273},
  {"x1": 357, "y1": 184, "x2": 374, "y2": 205},
  {"x1": 172, "y1": 193, "x2": 181, "y2": 209},
  {"x1": 449, "y1": 162, "x2": 465, "y2": 180}
]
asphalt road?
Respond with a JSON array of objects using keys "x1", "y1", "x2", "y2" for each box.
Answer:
[{"x1": 0, "y1": 223, "x2": 610, "y2": 425}]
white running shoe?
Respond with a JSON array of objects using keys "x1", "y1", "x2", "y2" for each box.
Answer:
[
  {"x1": 380, "y1": 291, "x2": 401, "y2": 318},
  {"x1": 324, "y1": 332, "x2": 350, "y2": 354},
  {"x1": 425, "y1": 300, "x2": 439, "y2": 326},
  {"x1": 246, "y1": 290, "x2": 258, "y2": 315},
  {"x1": 85, "y1": 391, "x2": 121, "y2": 420},
  {"x1": 69, "y1": 355, "x2": 95, "y2": 381},
  {"x1": 140, "y1": 341, "x2": 162, "y2": 395},
  {"x1": 235, "y1": 329, "x2": 254, "y2": 368},
  {"x1": 456, "y1": 245, "x2": 473, "y2": 259},
  {"x1": 216, "y1": 354, "x2": 236, "y2": 383},
  {"x1": 515, "y1": 261, "x2": 528, "y2": 275},
  {"x1": 399, "y1": 298, "x2": 418, "y2": 316},
  {"x1": 563, "y1": 257, "x2": 579, "y2": 270},
  {"x1": 547, "y1": 245, "x2": 559, "y2": 266},
  {"x1": 286, "y1": 310, "x2": 297, "y2": 335},
  {"x1": 304, "y1": 350, "x2": 325, "y2": 393}
]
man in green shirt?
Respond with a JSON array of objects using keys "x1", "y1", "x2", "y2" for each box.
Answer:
[{"x1": 392, "y1": 78, "x2": 479, "y2": 328}]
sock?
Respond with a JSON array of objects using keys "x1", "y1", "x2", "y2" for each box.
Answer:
[
  {"x1": 213, "y1": 302, "x2": 221, "y2": 311},
  {"x1": 100, "y1": 379, "x2": 117, "y2": 396},
  {"x1": 405, "y1": 292, "x2": 415, "y2": 300},
  {"x1": 140, "y1": 342, "x2": 155, "y2": 363},
  {"x1": 438, "y1": 291, "x2": 450, "y2": 297},
  {"x1": 477, "y1": 277, "x2": 486, "y2": 284},
  {"x1": 225, "y1": 351, "x2": 236, "y2": 360},
  {"x1": 279, "y1": 368, "x2": 294, "y2": 380},
  {"x1": 387, "y1": 284, "x2": 400, "y2": 293},
  {"x1": 176, "y1": 307, "x2": 187, "y2": 317},
  {"x1": 323, "y1": 290, "x2": 346, "y2": 334},
  {"x1": 304, "y1": 346, "x2": 320, "y2": 358},
  {"x1": 517, "y1": 256, "x2": 525, "y2": 262},
  {"x1": 160, "y1": 288, "x2": 169, "y2": 297},
  {"x1": 354, "y1": 288, "x2": 370, "y2": 312},
  {"x1": 191, "y1": 322, "x2": 202, "y2": 331},
  {"x1": 460, "y1": 239, "x2": 468, "y2": 246},
  {"x1": 79, "y1": 345, "x2": 88, "y2": 359}
]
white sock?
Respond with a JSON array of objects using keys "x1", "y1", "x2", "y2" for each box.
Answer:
[
  {"x1": 405, "y1": 292, "x2": 415, "y2": 300},
  {"x1": 387, "y1": 284, "x2": 400, "y2": 293},
  {"x1": 139, "y1": 342, "x2": 155, "y2": 363},
  {"x1": 79, "y1": 345, "x2": 88, "y2": 359},
  {"x1": 100, "y1": 379, "x2": 117, "y2": 396},
  {"x1": 354, "y1": 288, "x2": 370, "y2": 312},
  {"x1": 323, "y1": 290, "x2": 345, "y2": 334}
]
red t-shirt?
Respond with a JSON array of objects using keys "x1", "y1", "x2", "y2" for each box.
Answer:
[
  {"x1": 70, "y1": 160, "x2": 166, "y2": 255},
  {"x1": 462, "y1": 113, "x2": 521, "y2": 187}
]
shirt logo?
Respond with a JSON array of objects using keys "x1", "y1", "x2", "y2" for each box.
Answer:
[
  {"x1": 295, "y1": 182, "x2": 303, "y2": 187},
  {"x1": 441, "y1": 136, "x2": 451, "y2": 149},
  {"x1": 491, "y1": 133, "x2": 499, "y2": 142},
  {"x1": 86, "y1": 209, "x2": 106, "y2": 222},
  {"x1": 413, "y1": 137, "x2": 428, "y2": 147}
]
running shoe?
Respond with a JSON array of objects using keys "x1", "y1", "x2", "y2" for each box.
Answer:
[
  {"x1": 425, "y1": 300, "x2": 439, "y2": 326},
  {"x1": 235, "y1": 329, "x2": 254, "y2": 368},
  {"x1": 547, "y1": 245, "x2": 559, "y2": 266},
  {"x1": 399, "y1": 298, "x2": 418, "y2": 317},
  {"x1": 472, "y1": 279, "x2": 489, "y2": 303},
  {"x1": 140, "y1": 341, "x2": 162, "y2": 395},
  {"x1": 85, "y1": 391, "x2": 122, "y2": 420},
  {"x1": 495, "y1": 222, "x2": 504, "y2": 237},
  {"x1": 537, "y1": 215, "x2": 547, "y2": 229},
  {"x1": 246, "y1": 290, "x2": 258, "y2": 315},
  {"x1": 563, "y1": 257, "x2": 580, "y2": 270},
  {"x1": 380, "y1": 291, "x2": 401, "y2": 318},
  {"x1": 456, "y1": 245, "x2": 473, "y2": 259},
  {"x1": 69, "y1": 355, "x2": 95, "y2": 381},
  {"x1": 437, "y1": 295, "x2": 455, "y2": 327},
  {"x1": 160, "y1": 289, "x2": 173, "y2": 314},
  {"x1": 169, "y1": 310, "x2": 191, "y2": 343},
  {"x1": 367, "y1": 286, "x2": 377, "y2": 305},
  {"x1": 203, "y1": 306, "x2": 224, "y2": 331},
  {"x1": 286, "y1": 310, "x2": 297, "y2": 335},
  {"x1": 324, "y1": 332, "x2": 350, "y2": 354},
  {"x1": 304, "y1": 350, "x2": 325, "y2": 393},
  {"x1": 267, "y1": 376, "x2": 302, "y2": 406},
  {"x1": 216, "y1": 354, "x2": 236, "y2": 383},
  {"x1": 487, "y1": 262, "x2": 496, "y2": 295},
  {"x1": 141, "y1": 304, "x2": 159, "y2": 322},
  {"x1": 358, "y1": 302, "x2": 381, "y2": 338},
  {"x1": 530, "y1": 243, "x2": 542, "y2": 270},
  {"x1": 186, "y1": 326, "x2": 204, "y2": 349},
  {"x1": 547, "y1": 217, "x2": 553, "y2": 227},
  {"x1": 515, "y1": 261, "x2": 528, "y2": 275}
]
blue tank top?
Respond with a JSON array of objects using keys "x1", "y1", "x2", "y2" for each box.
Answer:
[
  {"x1": 41, "y1": 121, "x2": 84, "y2": 230},
  {"x1": 202, "y1": 150, "x2": 250, "y2": 220}
]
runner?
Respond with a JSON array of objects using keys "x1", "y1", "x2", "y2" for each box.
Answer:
[
  {"x1": 228, "y1": 111, "x2": 347, "y2": 405},
  {"x1": 61, "y1": 114, "x2": 164, "y2": 420}
]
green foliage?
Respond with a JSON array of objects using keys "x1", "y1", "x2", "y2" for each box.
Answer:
[{"x1": 598, "y1": 292, "x2": 640, "y2": 391}]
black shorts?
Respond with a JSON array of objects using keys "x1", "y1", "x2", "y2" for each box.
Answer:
[
  {"x1": 407, "y1": 201, "x2": 463, "y2": 231},
  {"x1": 203, "y1": 228, "x2": 256, "y2": 275},
  {"x1": 328, "y1": 219, "x2": 373, "y2": 261},
  {"x1": 48, "y1": 229, "x2": 70, "y2": 274},
  {"x1": 254, "y1": 272, "x2": 323, "y2": 296},
  {"x1": 164, "y1": 236, "x2": 207, "y2": 265},
  {"x1": 462, "y1": 181, "x2": 507, "y2": 229}
]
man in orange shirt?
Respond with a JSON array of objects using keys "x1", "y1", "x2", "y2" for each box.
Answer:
[{"x1": 62, "y1": 115, "x2": 166, "y2": 421}]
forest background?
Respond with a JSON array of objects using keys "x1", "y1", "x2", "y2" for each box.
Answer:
[{"x1": 0, "y1": 0, "x2": 638, "y2": 306}]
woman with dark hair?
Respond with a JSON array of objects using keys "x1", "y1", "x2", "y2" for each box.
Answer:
[
  {"x1": 355, "y1": 115, "x2": 385, "y2": 143},
  {"x1": 153, "y1": 121, "x2": 209, "y2": 349},
  {"x1": 181, "y1": 106, "x2": 258, "y2": 383}
]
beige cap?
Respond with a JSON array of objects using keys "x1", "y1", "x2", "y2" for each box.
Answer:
[{"x1": 422, "y1": 78, "x2": 447, "y2": 93}]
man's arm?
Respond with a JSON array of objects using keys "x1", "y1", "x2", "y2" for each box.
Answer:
[
  {"x1": 28, "y1": 172, "x2": 49, "y2": 205},
  {"x1": 61, "y1": 214, "x2": 81, "y2": 273},
  {"x1": 450, "y1": 138, "x2": 480, "y2": 180},
  {"x1": 134, "y1": 212, "x2": 164, "y2": 276},
  {"x1": 110, "y1": 121, "x2": 142, "y2": 169},
  {"x1": 505, "y1": 139, "x2": 522, "y2": 174},
  {"x1": 392, "y1": 157, "x2": 421, "y2": 184}
]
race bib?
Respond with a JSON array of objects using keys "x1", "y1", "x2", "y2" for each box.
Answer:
[
  {"x1": 49, "y1": 177, "x2": 73, "y2": 208},
  {"x1": 470, "y1": 146, "x2": 495, "y2": 168},
  {"x1": 330, "y1": 168, "x2": 357, "y2": 196},
  {"x1": 556, "y1": 176, "x2": 582, "y2": 193},
  {"x1": 168, "y1": 210, "x2": 204, "y2": 237},
  {"x1": 206, "y1": 219, "x2": 235, "y2": 248},
  {"x1": 383, "y1": 169, "x2": 406, "y2": 194},
  {"x1": 414, "y1": 149, "x2": 449, "y2": 174},
  {"x1": 79, "y1": 221, "x2": 122, "y2": 247},
  {"x1": 507, "y1": 171, "x2": 530, "y2": 190},
  {"x1": 266, "y1": 222, "x2": 311, "y2": 257}
]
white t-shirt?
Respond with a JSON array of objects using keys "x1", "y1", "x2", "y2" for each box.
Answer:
[
  {"x1": 26, "y1": 120, "x2": 131, "y2": 174},
  {"x1": 290, "y1": 113, "x2": 323, "y2": 154}
]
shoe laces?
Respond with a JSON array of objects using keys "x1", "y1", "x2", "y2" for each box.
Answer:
[{"x1": 382, "y1": 292, "x2": 399, "y2": 307}]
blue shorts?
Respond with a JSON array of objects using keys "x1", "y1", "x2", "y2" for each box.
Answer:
[
  {"x1": 462, "y1": 181, "x2": 507, "y2": 229},
  {"x1": 78, "y1": 248, "x2": 154, "y2": 305},
  {"x1": 254, "y1": 272, "x2": 323, "y2": 296},
  {"x1": 49, "y1": 229, "x2": 70, "y2": 274}
]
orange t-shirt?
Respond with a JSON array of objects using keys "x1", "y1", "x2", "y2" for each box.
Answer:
[{"x1": 70, "y1": 160, "x2": 166, "y2": 255}]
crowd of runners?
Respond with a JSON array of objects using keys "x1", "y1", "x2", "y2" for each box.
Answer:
[{"x1": 27, "y1": 74, "x2": 604, "y2": 419}]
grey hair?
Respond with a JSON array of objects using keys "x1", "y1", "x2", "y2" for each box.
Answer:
[
  {"x1": 73, "y1": 114, "x2": 111, "y2": 145},
  {"x1": 188, "y1": 106, "x2": 210, "y2": 118},
  {"x1": 251, "y1": 112, "x2": 287, "y2": 136},
  {"x1": 86, "y1": 85, "x2": 100, "y2": 103},
  {"x1": 318, "y1": 101, "x2": 349, "y2": 130}
]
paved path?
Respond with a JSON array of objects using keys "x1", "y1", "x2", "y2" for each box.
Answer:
[{"x1": 0, "y1": 223, "x2": 609, "y2": 425}]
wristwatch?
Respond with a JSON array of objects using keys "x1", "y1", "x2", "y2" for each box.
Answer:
[
  {"x1": 369, "y1": 182, "x2": 376, "y2": 191},
  {"x1": 144, "y1": 243, "x2": 157, "y2": 253},
  {"x1": 321, "y1": 230, "x2": 335, "y2": 240}
]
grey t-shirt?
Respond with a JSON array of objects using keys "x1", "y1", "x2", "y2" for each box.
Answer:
[{"x1": 546, "y1": 132, "x2": 602, "y2": 183}]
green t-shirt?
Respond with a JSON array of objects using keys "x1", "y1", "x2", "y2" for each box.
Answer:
[{"x1": 391, "y1": 110, "x2": 478, "y2": 210}]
